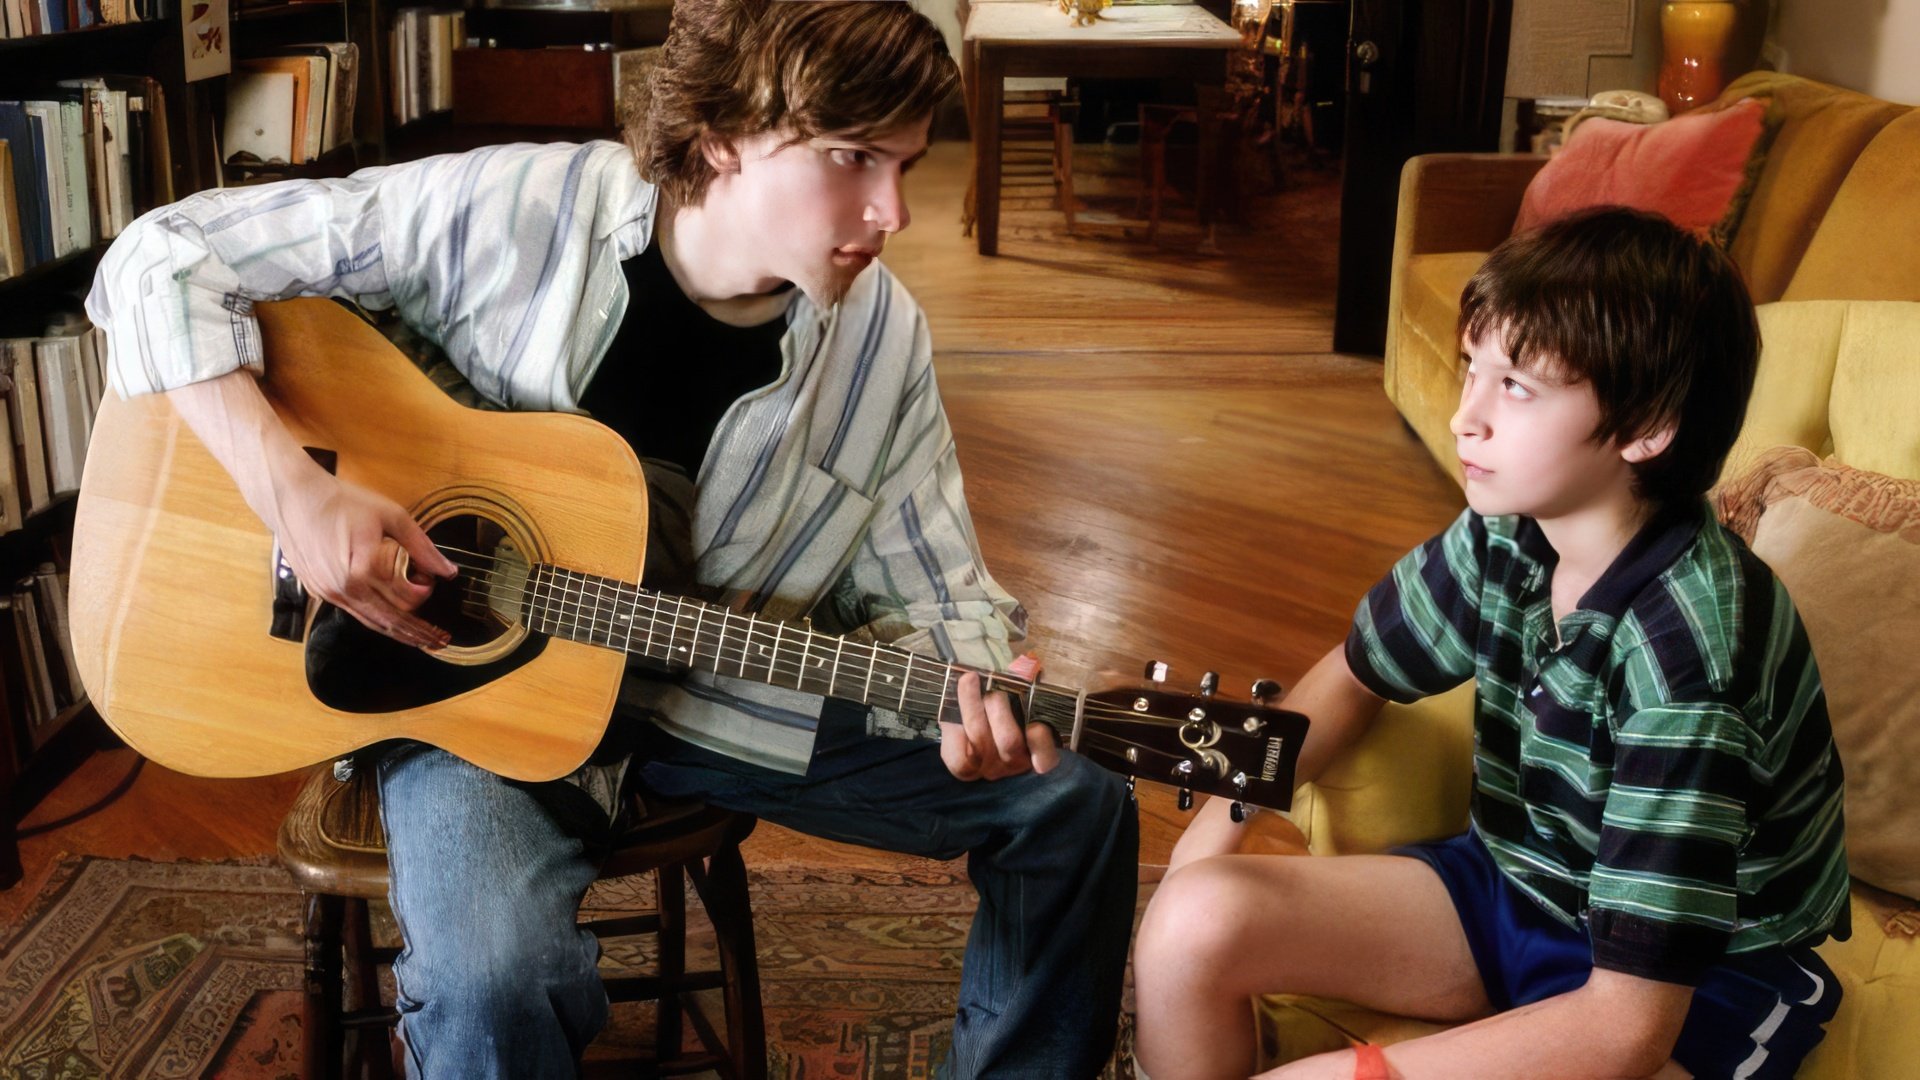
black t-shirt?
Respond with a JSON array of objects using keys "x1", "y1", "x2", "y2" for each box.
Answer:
[{"x1": 578, "y1": 239, "x2": 787, "y2": 477}]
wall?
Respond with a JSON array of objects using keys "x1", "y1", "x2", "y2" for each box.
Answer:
[
  {"x1": 914, "y1": 0, "x2": 963, "y2": 61},
  {"x1": 1771, "y1": 0, "x2": 1920, "y2": 103}
]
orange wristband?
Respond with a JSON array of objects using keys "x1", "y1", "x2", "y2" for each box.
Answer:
[{"x1": 1352, "y1": 1043, "x2": 1391, "y2": 1080}]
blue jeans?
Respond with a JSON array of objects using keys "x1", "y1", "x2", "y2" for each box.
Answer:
[{"x1": 376, "y1": 705, "x2": 1140, "y2": 1079}]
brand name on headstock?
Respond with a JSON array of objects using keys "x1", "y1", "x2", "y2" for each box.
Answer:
[{"x1": 1261, "y1": 737, "x2": 1283, "y2": 783}]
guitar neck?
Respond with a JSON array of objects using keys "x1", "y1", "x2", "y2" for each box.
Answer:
[{"x1": 518, "y1": 564, "x2": 1087, "y2": 745}]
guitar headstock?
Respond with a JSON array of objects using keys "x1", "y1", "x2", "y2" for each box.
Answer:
[{"x1": 1075, "y1": 668, "x2": 1308, "y2": 815}]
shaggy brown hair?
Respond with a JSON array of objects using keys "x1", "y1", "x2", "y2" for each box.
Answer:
[
  {"x1": 1459, "y1": 206, "x2": 1761, "y2": 509},
  {"x1": 630, "y1": 0, "x2": 959, "y2": 209}
]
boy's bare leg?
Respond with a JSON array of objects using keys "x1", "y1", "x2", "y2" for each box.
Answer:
[{"x1": 1134, "y1": 851, "x2": 1492, "y2": 1080}]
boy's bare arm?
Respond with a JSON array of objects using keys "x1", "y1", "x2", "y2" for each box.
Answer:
[
  {"x1": 166, "y1": 370, "x2": 458, "y2": 648},
  {"x1": 1259, "y1": 968, "x2": 1695, "y2": 1080},
  {"x1": 1168, "y1": 643, "x2": 1386, "y2": 873}
]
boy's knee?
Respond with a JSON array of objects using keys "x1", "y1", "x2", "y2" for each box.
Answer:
[{"x1": 1139, "y1": 857, "x2": 1277, "y2": 974}]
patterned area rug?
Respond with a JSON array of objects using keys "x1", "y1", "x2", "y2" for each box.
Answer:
[{"x1": 0, "y1": 857, "x2": 1145, "y2": 1079}]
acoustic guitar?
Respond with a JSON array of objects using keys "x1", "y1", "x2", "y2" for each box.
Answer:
[{"x1": 68, "y1": 299, "x2": 1306, "y2": 813}]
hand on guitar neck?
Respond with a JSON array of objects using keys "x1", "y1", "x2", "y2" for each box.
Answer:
[
  {"x1": 166, "y1": 369, "x2": 461, "y2": 650},
  {"x1": 941, "y1": 657, "x2": 1060, "y2": 782}
]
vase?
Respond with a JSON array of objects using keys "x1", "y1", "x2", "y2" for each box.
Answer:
[{"x1": 1658, "y1": 1, "x2": 1741, "y2": 114}]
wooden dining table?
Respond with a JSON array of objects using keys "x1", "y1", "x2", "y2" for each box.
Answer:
[{"x1": 962, "y1": 1, "x2": 1244, "y2": 255}]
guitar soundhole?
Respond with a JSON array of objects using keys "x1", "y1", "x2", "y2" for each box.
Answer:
[
  {"x1": 416, "y1": 514, "x2": 533, "y2": 648},
  {"x1": 304, "y1": 512, "x2": 548, "y2": 714}
]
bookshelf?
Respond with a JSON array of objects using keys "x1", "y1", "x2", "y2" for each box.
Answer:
[
  {"x1": 0, "y1": 0, "x2": 378, "y2": 883},
  {"x1": 0, "y1": 11, "x2": 182, "y2": 886},
  {"x1": 1, "y1": 0, "x2": 663, "y2": 888}
]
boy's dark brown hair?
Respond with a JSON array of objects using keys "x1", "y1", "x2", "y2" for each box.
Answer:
[
  {"x1": 1458, "y1": 206, "x2": 1761, "y2": 509},
  {"x1": 631, "y1": 0, "x2": 959, "y2": 209}
]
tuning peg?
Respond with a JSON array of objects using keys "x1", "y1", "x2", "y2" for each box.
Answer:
[
  {"x1": 1228, "y1": 772, "x2": 1252, "y2": 822},
  {"x1": 1199, "y1": 671, "x2": 1219, "y2": 697},
  {"x1": 1125, "y1": 775, "x2": 1138, "y2": 802},
  {"x1": 1172, "y1": 759, "x2": 1198, "y2": 812},
  {"x1": 1144, "y1": 660, "x2": 1170, "y2": 684},
  {"x1": 1251, "y1": 678, "x2": 1284, "y2": 703}
]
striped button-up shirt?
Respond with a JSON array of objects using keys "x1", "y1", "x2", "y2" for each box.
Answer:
[
  {"x1": 85, "y1": 140, "x2": 1027, "y2": 774},
  {"x1": 1346, "y1": 504, "x2": 1849, "y2": 984}
]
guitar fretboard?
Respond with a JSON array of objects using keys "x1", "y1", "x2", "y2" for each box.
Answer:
[{"x1": 518, "y1": 564, "x2": 1086, "y2": 741}]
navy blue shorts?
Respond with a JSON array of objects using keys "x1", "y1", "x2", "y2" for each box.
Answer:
[{"x1": 1399, "y1": 831, "x2": 1840, "y2": 1080}]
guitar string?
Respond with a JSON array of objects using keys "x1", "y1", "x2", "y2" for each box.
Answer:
[
  {"x1": 420, "y1": 560, "x2": 1271, "y2": 785},
  {"x1": 428, "y1": 547, "x2": 1272, "y2": 735},
  {"x1": 444, "y1": 575, "x2": 1222, "y2": 741},
  {"x1": 435, "y1": 555, "x2": 1254, "y2": 734},
  {"x1": 439, "y1": 557, "x2": 968, "y2": 715},
  {"x1": 445, "y1": 565, "x2": 1247, "y2": 781},
  {"x1": 434, "y1": 547, "x2": 1035, "y2": 707}
]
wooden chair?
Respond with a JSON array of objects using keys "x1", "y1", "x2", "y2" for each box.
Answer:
[
  {"x1": 1002, "y1": 88, "x2": 1082, "y2": 230},
  {"x1": 963, "y1": 87, "x2": 1081, "y2": 235},
  {"x1": 277, "y1": 763, "x2": 767, "y2": 1079},
  {"x1": 1136, "y1": 84, "x2": 1248, "y2": 245}
]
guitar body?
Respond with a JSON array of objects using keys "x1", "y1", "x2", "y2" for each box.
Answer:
[{"x1": 70, "y1": 299, "x2": 647, "y2": 781}]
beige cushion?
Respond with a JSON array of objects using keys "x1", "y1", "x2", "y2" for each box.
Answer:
[{"x1": 1715, "y1": 446, "x2": 1920, "y2": 899}]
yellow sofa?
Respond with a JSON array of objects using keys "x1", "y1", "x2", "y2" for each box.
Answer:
[
  {"x1": 1258, "y1": 296, "x2": 1920, "y2": 1074},
  {"x1": 1381, "y1": 72, "x2": 1920, "y2": 474},
  {"x1": 1254, "y1": 71, "x2": 1920, "y2": 1078}
]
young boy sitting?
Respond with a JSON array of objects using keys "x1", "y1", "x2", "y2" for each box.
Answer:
[{"x1": 1133, "y1": 207, "x2": 1850, "y2": 1080}]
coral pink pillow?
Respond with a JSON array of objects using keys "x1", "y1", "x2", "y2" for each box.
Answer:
[{"x1": 1514, "y1": 96, "x2": 1770, "y2": 239}]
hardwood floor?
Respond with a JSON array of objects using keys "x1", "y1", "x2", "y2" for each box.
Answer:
[{"x1": 2, "y1": 140, "x2": 1463, "y2": 924}]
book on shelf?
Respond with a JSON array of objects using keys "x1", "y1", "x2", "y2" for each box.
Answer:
[
  {"x1": 0, "y1": 77, "x2": 170, "y2": 278},
  {"x1": 77, "y1": 324, "x2": 104, "y2": 418},
  {"x1": 290, "y1": 41, "x2": 359, "y2": 157},
  {"x1": 0, "y1": 140, "x2": 26, "y2": 281},
  {"x1": 32, "y1": 335, "x2": 88, "y2": 497},
  {"x1": 130, "y1": 74, "x2": 171, "y2": 204},
  {"x1": 18, "y1": 103, "x2": 69, "y2": 259},
  {"x1": 226, "y1": 43, "x2": 359, "y2": 167},
  {"x1": 0, "y1": 554, "x2": 88, "y2": 751},
  {"x1": 0, "y1": 378, "x2": 19, "y2": 535},
  {"x1": 0, "y1": 103, "x2": 55, "y2": 268},
  {"x1": 1, "y1": 338, "x2": 51, "y2": 518},
  {"x1": 0, "y1": 321, "x2": 103, "y2": 530},
  {"x1": 1, "y1": 0, "x2": 174, "y2": 38},
  {"x1": 22, "y1": 96, "x2": 97, "y2": 259},
  {"x1": 7, "y1": 584, "x2": 56, "y2": 741},
  {"x1": 0, "y1": 594, "x2": 25, "y2": 753},
  {"x1": 32, "y1": 563, "x2": 84, "y2": 706},
  {"x1": 391, "y1": 8, "x2": 462, "y2": 126},
  {"x1": 2, "y1": 567, "x2": 84, "y2": 748},
  {"x1": 56, "y1": 78, "x2": 139, "y2": 240},
  {"x1": 223, "y1": 69, "x2": 296, "y2": 165}
]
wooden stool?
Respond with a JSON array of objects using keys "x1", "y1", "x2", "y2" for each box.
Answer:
[{"x1": 277, "y1": 763, "x2": 767, "y2": 1079}]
